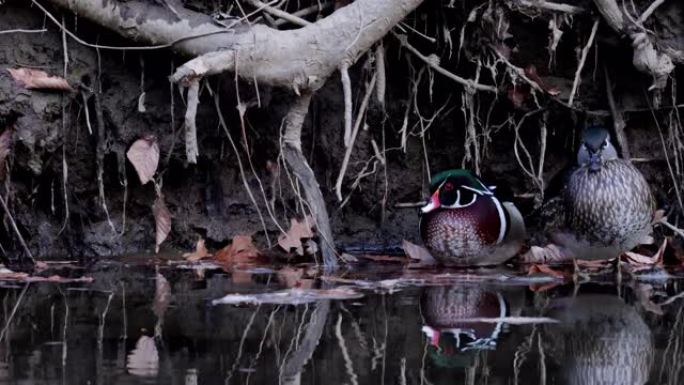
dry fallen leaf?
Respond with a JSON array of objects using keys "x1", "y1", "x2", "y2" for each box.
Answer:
[
  {"x1": 527, "y1": 264, "x2": 569, "y2": 279},
  {"x1": 126, "y1": 136, "x2": 160, "y2": 185},
  {"x1": 215, "y1": 234, "x2": 260, "y2": 264},
  {"x1": 623, "y1": 239, "x2": 667, "y2": 266},
  {"x1": 278, "y1": 216, "x2": 314, "y2": 256},
  {"x1": 519, "y1": 244, "x2": 570, "y2": 264},
  {"x1": 402, "y1": 240, "x2": 437, "y2": 268},
  {"x1": 7, "y1": 68, "x2": 74, "y2": 91},
  {"x1": 183, "y1": 238, "x2": 210, "y2": 262},
  {"x1": 0, "y1": 129, "x2": 11, "y2": 181},
  {"x1": 127, "y1": 335, "x2": 159, "y2": 377},
  {"x1": 152, "y1": 195, "x2": 171, "y2": 253}
]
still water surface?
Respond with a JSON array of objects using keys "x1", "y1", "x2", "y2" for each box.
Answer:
[{"x1": 0, "y1": 261, "x2": 682, "y2": 385}]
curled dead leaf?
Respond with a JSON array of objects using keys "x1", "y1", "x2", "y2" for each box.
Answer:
[
  {"x1": 215, "y1": 234, "x2": 260, "y2": 264},
  {"x1": 152, "y1": 195, "x2": 171, "y2": 253},
  {"x1": 7, "y1": 68, "x2": 74, "y2": 92},
  {"x1": 278, "y1": 216, "x2": 314, "y2": 256},
  {"x1": 126, "y1": 136, "x2": 160, "y2": 185},
  {"x1": 402, "y1": 240, "x2": 437, "y2": 268},
  {"x1": 623, "y1": 239, "x2": 667, "y2": 266},
  {"x1": 519, "y1": 244, "x2": 570, "y2": 264},
  {"x1": 183, "y1": 238, "x2": 210, "y2": 262},
  {"x1": 126, "y1": 335, "x2": 159, "y2": 377}
]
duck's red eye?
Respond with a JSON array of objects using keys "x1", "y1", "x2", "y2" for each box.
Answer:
[{"x1": 443, "y1": 182, "x2": 454, "y2": 191}]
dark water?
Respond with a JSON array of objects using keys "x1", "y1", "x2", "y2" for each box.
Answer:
[{"x1": 0, "y1": 261, "x2": 683, "y2": 385}]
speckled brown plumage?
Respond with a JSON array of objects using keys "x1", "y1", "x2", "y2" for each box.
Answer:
[
  {"x1": 420, "y1": 197, "x2": 502, "y2": 265},
  {"x1": 421, "y1": 286, "x2": 502, "y2": 336},
  {"x1": 562, "y1": 159, "x2": 654, "y2": 259}
]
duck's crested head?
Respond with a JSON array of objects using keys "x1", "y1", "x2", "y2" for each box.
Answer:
[{"x1": 422, "y1": 169, "x2": 494, "y2": 213}]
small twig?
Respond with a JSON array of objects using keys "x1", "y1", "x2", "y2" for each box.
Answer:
[
  {"x1": 398, "y1": 22, "x2": 437, "y2": 43},
  {"x1": 335, "y1": 73, "x2": 377, "y2": 201},
  {"x1": 603, "y1": 63, "x2": 631, "y2": 159},
  {"x1": 515, "y1": 0, "x2": 585, "y2": 14},
  {"x1": 637, "y1": 0, "x2": 667, "y2": 24},
  {"x1": 568, "y1": 18, "x2": 600, "y2": 106},
  {"x1": 210, "y1": 84, "x2": 272, "y2": 247},
  {"x1": 393, "y1": 32, "x2": 497, "y2": 93},
  {"x1": 274, "y1": 1, "x2": 334, "y2": 26},
  {"x1": 394, "y1": 202, "x2": 425, "y2": 208},
  {"x1": 0, "y1": 28, "x2": 47, "y2": 35},
  {"x1": 340, "y1": 64, "x2": 353, "y2": 147},
  {"x1": 491, "y1": 48, "x2": 544, "y2": 94},
  {"x1": 245, "y1": 0, "x2": 311, "y2": 26},
  {"x1": 0, "y1": 195, "x2": 34, "y2": 263},
  {"x1": 658, "y1": 218, "x2": 684, "y2": 239},
  {"x1": 92, "y1": 91, "x2": 117, "y2": 233}
]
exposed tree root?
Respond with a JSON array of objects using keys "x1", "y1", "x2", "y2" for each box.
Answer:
[
  {"x1": 567, "y1": 18, "x2": 599, "y2": 106},
  {"x1": 0, "y1": 195, "x2": 34, "y2": 264},
  {"x1": 184, "y1": 80, "x2": 200, "y2": 164},
  {"x1": 282, "y1": 94, "x2": 337, "y2": 268},
  {"x1": 336, "y1": 73, "x2": 377, "y2": 202},
  {"x1": 603, "y1": 63, "x2": 631, "y2": 159}
]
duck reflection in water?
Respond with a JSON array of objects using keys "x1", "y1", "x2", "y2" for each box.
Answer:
[
  {"x1": 419, "y1": 285, "x2": 522, "y2": 375},
  {"x1": 543, "y1": 294, "x2": 654, "y2": 385}
]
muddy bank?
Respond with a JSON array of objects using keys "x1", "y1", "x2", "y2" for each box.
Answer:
[{"x1": 0, "y1": 0, "x2": 682, "y2": 259}]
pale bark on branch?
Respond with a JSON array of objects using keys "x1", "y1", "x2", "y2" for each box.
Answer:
[{"x1": 47, "y1": 0, "x2": 424, "y2": 91}]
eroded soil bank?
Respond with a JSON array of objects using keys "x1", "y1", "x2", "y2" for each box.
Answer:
[{"x1": 0, "y1": 0, "x2": 683, "y2": 260}]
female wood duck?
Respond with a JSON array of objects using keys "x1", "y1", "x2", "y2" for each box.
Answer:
[
  {"x1": 552, "y1": 126, "x2": 655, "y2": 260},
  {"x1": 419, "y1": 169, "x2": 526, "y2": 266},
  {"x1": 543, "y1": 295, "x2": 653, "y2": 385}
]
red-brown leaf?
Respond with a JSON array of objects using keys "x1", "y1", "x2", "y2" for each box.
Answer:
[
  {"x1": 152, "y1": 195, "x2": 171, "y2": 253},
  {"x1": 527, "y1": 264, "x2": 569, "y2": 279},
  {"x1": 278, "y1": 216, "x2": 314, "y2": 256},
  {"x1": 127, "y1": 136, "x2": 159, "y2": 185},
  {"x1": 215, "y1": 234, "x2": 260, "y2": 264},
  {"x1": 0, "y1": 129, "x2": 11, "y2": 181},
  {"x1": 183, "y1": 238, "x2": 211, "y2": 262},
  {"x1": 7, "y1": 68, "x2": 74, "y2": 92}
]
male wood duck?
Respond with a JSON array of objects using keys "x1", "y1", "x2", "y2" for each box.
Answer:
[
  {"x1": 419, "y1": 169, "x2": 526, "y2": 266},
  {"x1": 552, "y1": 126, "x2": 655, "y2": 260}
]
